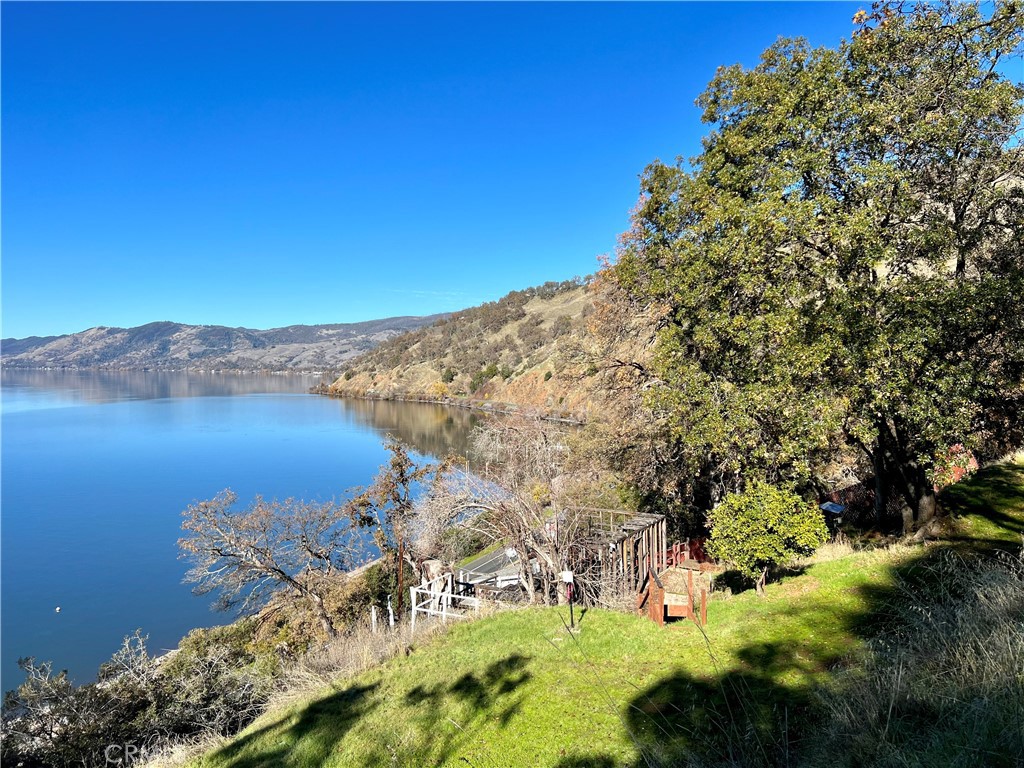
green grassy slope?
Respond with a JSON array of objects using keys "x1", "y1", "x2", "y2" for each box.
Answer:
[
  {"x1": 940, "y1": 453, "x2": 1024, "y2": 548},
  {"x1": 197, "y1": 459, "x2": 1024, "y2": 768}
]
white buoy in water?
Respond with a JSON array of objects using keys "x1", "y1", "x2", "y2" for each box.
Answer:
[{"x1": 55, "y1": 607, "x2": 61, "y2": 613}]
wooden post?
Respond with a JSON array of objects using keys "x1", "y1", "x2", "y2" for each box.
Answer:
[
  {"x1": 409, "y1": 587, "x2": 417, "y2": 633},
  {"x1": 687, "y1": 569, "x2": 695, "y2": 622},
  {"x1": 654, "y1": 579, "x2": 665, "y2": 627},
  {"x1": 700, "y1": 587, "x2": 708, "y2": 627},
  {"x1": 659, "y1": 522, "x2": 664, "y2": 572},
  {"x1": 371, "y1": 605, "x2": 378, "y2": 634}
]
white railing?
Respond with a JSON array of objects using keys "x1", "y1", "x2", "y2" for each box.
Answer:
[{"x1": 409, "y1": 581, "x2": 482, "y2": 632}]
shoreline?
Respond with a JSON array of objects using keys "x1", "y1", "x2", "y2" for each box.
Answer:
[{"x1": 312, "y1": 385, "x2": 587, "y2": 425}]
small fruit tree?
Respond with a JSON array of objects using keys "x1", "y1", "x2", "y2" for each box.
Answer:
[{"x1": 707, "y1": 482, "x2": 827, "y2": 596}]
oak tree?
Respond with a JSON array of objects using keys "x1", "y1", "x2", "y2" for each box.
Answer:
[
  {"x1": 179, "y1": 492, "x2": 369, "y2": 638},
  {"x1": 606, "y1": 1, "x2": 1023, "y2": 531}
]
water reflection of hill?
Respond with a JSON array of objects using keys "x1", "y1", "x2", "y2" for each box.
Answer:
[
  {"x1": 0, "y1": 369, "x2": 320, "y2": 406},
  {"x1": 333, "y1": 397, "x2": 484, "y2": 460},
  {"x1": 0, "y1": 370, "x2": 483, "y2": 462}
]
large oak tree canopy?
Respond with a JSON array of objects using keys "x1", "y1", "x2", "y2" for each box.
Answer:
[{"x1": 606, "y1": 1, "x2": 1023, "y2": 529}]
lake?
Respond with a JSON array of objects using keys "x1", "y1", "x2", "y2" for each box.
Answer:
[{"x1": 0, "y1": 369, "x2": 481, "y2": 690}]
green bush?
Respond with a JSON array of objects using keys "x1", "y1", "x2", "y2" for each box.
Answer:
[
  {"x1": 359, "y1": 560, "x2": 415, "y2": 614},
  {"x1": 707, "y1": 481, "x2": 827, "y2": 594},
  {"x1": 469, "y1": 363, "x2": 500, "y2": 392}
]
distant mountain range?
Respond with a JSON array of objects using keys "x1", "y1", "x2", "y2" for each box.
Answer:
[{"x1": 1, "y1": 316, "x2": 446, "y2": 372}]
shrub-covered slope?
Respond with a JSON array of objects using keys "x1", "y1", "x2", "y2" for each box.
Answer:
[
  {"x1": 1, "y1": 315, "x2": 445, "y2": 371},
  {"x1": 328, "y1": 280, "x2": 599, "y2": 421}
]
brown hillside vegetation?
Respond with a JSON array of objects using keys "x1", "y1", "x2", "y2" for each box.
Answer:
[{"x1": 327, "y1": 280, "x2": 604, "y2": 421}]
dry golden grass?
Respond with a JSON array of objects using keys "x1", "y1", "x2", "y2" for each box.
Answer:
[{"x1": 329, "y1": 284, "x2": 596, "y2": 418}]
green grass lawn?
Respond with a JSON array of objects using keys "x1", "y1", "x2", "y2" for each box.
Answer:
[
  {"x1": 197, "y1": 555, "x2": 900, "y2": 767},
  {"x1": 197, "y1": 459, "x2": 1024, "y2": 768},
  {"x1": 455, "y1": 540, "x2": 504, "y2": 569},
  {"x1": 940, "y1": 453, "x2": 1024, "y2": 548}
]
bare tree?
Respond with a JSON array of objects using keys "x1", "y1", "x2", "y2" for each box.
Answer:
[
  {"x1": 179, "y1": 491, "x2": 371, "y2": 639},
  {"x1": 415, "y1": 417, "x2": 595, "y2": 604}
]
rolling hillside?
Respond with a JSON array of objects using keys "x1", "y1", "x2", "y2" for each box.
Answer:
[
  {"x1": 1, "y1": 315, "x2": 445, "y2": 372},
  {"x1": 327, "y1": 280, "x2": 601, "y2": 421}
]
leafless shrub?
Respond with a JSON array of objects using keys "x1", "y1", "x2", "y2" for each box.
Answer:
[
  {"x1": 413, "y1": 417, "x2": 601, "y2": 604},
  {"x1": 590, "y1": 567, "x2": 638, "y2": 613},
  {"x1": 270, "y1": 618, "x2": 447, "y2": 710}
]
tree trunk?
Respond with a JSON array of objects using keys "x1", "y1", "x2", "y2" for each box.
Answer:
[
  {"x1": 873, "y1": 434, "x2": 886, "y2": 522},
  {"x1": 520, "y1": 569, "x2": 535, "y2": 603},
  {"x1": 914, "y1": 467, "x2": 938, "y2": 530},
  {"x1": 397, "y1": 534, "x2": 405, "y2": 618},
  {"x1": 555, "y1": 571, "x2": 568, "y2": 605},
  {"x1": 515, "y1": 542, "x2": 536, "y2": 603},
  {"x1": 755, "y1": 567, "x2": 767, "y2": 597},
  {"x1": 901, "y1": 502, "x2": 915, "y2": 535},
  {"x1": 895, "y1": 465, "x2": 939, "y2": 534},
  {"x1": 308, "y1": 592, "x2": 337, "y2": 639},
  {"x1": 913, "y1": 466, "x2": 937, "y2": 528},
  {"x1": 918, "y1": 490, "x2": 937, "y2": 524},
  {"x1": 880, "y1": 419, "x2": 936, "y2": 535}
]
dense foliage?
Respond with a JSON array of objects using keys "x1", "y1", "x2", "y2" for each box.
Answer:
[{"x1": 605, "y1": 1, "x2": 1024, "y2": 531}]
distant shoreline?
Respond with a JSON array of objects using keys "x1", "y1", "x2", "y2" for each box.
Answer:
[{"x1": 313, "y1": 384, "x2": 586, "y2": 425}]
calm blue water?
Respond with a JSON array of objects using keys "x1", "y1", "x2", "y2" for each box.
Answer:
[{"x1": 0, "y1": 370, "x2": 478, "y2": 690}]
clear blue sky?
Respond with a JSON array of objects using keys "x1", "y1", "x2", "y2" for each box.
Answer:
[{"x1": 2, "y1": 1, "x2": 860, "y2": 339}]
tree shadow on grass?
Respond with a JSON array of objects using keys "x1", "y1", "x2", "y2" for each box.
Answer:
[
  {"x1": 711, "y1": 564, "x2": 811, "y2": 600},
  {"x1": 206, "y1": 654, "x2": 534, "y2": 768},
  {"x1": 939, "y1": 462, "x2": 1024, "y2": 549},
  {"x1": 361, "y1": 653, "x2": 533, "y2": 766},
  {"x1": 556, "y1": 538, "x2": 1024, "y2": 768},
  {"x1": 208, "y1": 681, "x2": 380, "y2": 768}
]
